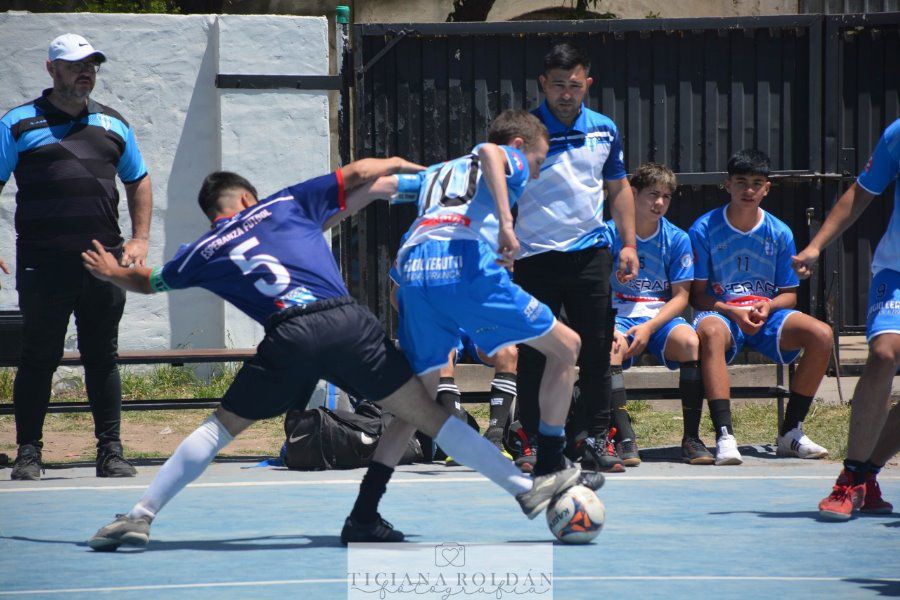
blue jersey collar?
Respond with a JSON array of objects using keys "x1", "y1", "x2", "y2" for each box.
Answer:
[{"x1": 537, "y1": 101, "x2": 589, "y2": 135}]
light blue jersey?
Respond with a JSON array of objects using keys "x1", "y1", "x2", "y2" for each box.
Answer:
[
  {"x1": 397, "y1": 144, "x2": 529, "y2": 266},
  {"x1": 857, "y1": 118, "x2": 900, "y2": 276},
  {"x1": 689, "y1": 207, "x2": 799, "y2": 305},
  {"x1": 608, "y1": 218, "x2": 693, "y2": 318}
]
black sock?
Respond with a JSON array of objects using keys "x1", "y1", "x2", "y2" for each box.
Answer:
[
  {"x1": 707, "y1": 399, "x2": 733, "y2": 440},
  {"x1": 843, "y1": 459, "x2": 868, "y2": 485},
  {"x1": 350, "y1": 461, "x2": 394, "y2": 524},
  {"x1": 864, "y1": 460, "x2": 883, "y2": 475},
  {"x1": 609, "y1": 366, "x2": 634, "y2": 443},
  {"x1": 486, "y1": 372, "x2": 516, "y2": 443},
  {"x1": 781, "y1": 391, "x2": 814, "y2": 435},
  {"x1": 533, "y1": 433, "x2": 566, "y2": 476},
  {"x1": 436, "y1": 377, "x2": 465, "y2": 421},
  {"x1": 680, "y1": 361, "x2": 704, "y2": 439}
]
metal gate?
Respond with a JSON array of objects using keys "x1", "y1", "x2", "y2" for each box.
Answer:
[{"x1": 340, "y1": 13, "x2": 899, "y2": 336}]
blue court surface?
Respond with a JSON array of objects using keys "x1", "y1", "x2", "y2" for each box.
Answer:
[{"x1": 1, "y1": 448, "x2": 897, "y2": 599}]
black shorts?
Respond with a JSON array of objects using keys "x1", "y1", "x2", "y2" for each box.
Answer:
[{"x1": 221, "y1": 296, "x2": 414, "y2": 420}]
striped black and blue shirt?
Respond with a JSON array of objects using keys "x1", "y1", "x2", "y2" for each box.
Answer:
[{"x1": 0, "y1": 89, "x2": 147, "y2": 256}]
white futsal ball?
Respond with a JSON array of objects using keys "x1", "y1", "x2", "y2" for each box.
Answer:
[{"x1": 545, "y1": 484, "x2": 605, "y2": 544}]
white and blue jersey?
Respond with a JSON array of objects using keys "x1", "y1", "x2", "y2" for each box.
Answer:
[
  {"x1": 149, "y1": 172, "x2": 349, "y2": 325},
  {"x1": 858, "y1": 118, "x2": 900, "y2": 277},
  {"x1": 689, "y1": 207, "x2": 799, "y2": 305},
  {"x1": 397, "y1": 144, "x2": 529, "y2": 264},
  {"x1": 609, "y1": 217, "x2": 694, "y2": 319},
  {"x1": 515, "y1": 102, "x2": 627, "y2": 258}
]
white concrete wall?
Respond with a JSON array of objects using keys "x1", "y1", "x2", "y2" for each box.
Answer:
[{"x1": 0, "y1": 12, "x2": 330, "y2": 352}]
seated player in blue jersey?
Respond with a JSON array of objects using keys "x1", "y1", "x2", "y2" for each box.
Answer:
[
  {"x1": 81, "y1": 154, "x2": 584, "y2": 551},
  {"x1": 794, "y1": 119, "x2": 900, "y2": 520},
  {"x1": 689, "y1": 149, "x2": 833, "y2": 465},
  {"x1": 604, "y1": 163, "x2": 713, "y2": 466},
  {"x1": 343, "y1": 110, "x2": 604, "y2": 541}
]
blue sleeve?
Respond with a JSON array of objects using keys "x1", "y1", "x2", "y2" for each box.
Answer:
[
  {"x1": 389, "y1": 261, "x2": 400, "y2": 285},
  {"x1": 116, "y1": 126, "x2": 148, "y2": 184},
  {"x1": 283, "y1": 171, "x2": 343, "y2": 228},
  {"x1": 857, "y1": 120, "x2": 900, "y2": 195},
  {"x1": 668, "y1": 229, "x2": 695, "y2": 284},
  {"x1": 0, "y1": 120, "x2": 17, "y2": 183},
  {"x1": 149, "y1": 243, "x2": 201, "y2": 293},
  {"x1": 775, "y1": 229, "x2": 800, "y2": 290},
  {"x1": 601, "y1": 127, "x2": 627, "y2": 181},
  {"x1": 503, "y1": 146, "x2": 530, "y2": 187},
  {"x1": 689, "y1": 219, "x2": 710, "y2": 281}
]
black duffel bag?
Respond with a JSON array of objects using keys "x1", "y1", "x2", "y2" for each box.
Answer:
[{"x1": 283, "y1": 402, "x2": 423, "y2": 470}]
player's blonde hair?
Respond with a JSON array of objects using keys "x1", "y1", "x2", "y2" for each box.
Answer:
[
  {"x1": 487, "y1": 109, "x2": 549, "y2": 149},
  {"x1": 630, "y1": 162, "x2": 677, "y2": 193}
]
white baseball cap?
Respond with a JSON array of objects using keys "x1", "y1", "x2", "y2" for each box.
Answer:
[{"x1": 48, "y1": 34, "x2": 107, "y2": 63}]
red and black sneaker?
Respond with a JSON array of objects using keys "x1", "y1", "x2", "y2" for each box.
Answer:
[
  {"x1": 818, "y1": 469, "x2": 865, "y2": 521},
  {"x1": 861, "y1": 472, "x2": 893, "y2": 514},
  {"x1": 577, "y1": 428, "x2": 625, "y2": 473},
  {"x1": 512, "y1": 426, "x2": 536, "y2": 473}
]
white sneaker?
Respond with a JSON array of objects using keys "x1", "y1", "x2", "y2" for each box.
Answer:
[
  {"x1": 776, "y1": 424, "x2": 829, "y2": 459},
  {"x1": 715, "y1": 433, "x2": 743, "y2": 465}
]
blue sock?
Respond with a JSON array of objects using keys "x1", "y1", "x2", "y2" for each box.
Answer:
[{"x1": 538, "y1": 421, "x2": 565, "y2": 438}]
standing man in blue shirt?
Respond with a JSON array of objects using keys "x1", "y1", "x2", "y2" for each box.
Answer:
[
  {"x1": 514, "y1": 42, "x2": 639, "y2": 473},
  {"x1": 794, "y1": 119, "x2": 900, "y2": 520},
  {"x1": 0, "y1": 34, "x2": 153, "y2": 480}
]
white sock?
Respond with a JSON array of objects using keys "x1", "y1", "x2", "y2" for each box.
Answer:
[
  {"x1": 127, "y1": 414, "x2": 234, "y2": 519},
  {"x1": 434, "y1": 416, "x2": 531, "y2": 496}
]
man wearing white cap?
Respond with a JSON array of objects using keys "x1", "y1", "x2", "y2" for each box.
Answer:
[{"x1": 0, "y1": 34, "x2": 152, "y2": 480}]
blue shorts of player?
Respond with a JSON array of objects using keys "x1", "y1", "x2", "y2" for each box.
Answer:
[
  {"x1": 397, "y1": 238, "x2": 555, "y2": 375},
  {"x1": 615, "y1": 316, "x2": 693, "y2": 370},
  {"x1": 867, "y1": 268, "x2": 900, "y2": 342},
  {"x1": 455, "y1": 332, "x2": 487, "y2": 365},
  {"x1": 693, "y1": 308, "x2": 802, "y2": 365}
]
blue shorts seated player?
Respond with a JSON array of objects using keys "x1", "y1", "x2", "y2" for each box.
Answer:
[
  {"x1": 690, "y1": 149, "x2": 833, "y2": 466},
  {"x1": 348, "y1": 109, "x2": 606, "y2": 532},
  {"x1": 604, "y1": 163, "x2": 713, "y2": 467},
  {"x1": 81, "y1": 153, "x2": 589, "y2": 550}
]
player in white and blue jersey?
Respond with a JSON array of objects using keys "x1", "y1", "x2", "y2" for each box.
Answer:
[
  {"x1": 690, "y1": 149, "x2": 833, "y2": 466},
  {"x1": 347, "y1": 111, "x2": 604, "y2": 534},
  {"x1": 604, "y1": 164, "x2": 713, "y2": 466},
  {"x1": 81, "y1": 154, "x2": 584, "y2": 550},
  {"x1": 794, "y1": 119, "x2": 900, "y2": 520}
]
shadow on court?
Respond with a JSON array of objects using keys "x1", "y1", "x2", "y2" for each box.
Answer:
[
  {"x1": 2, "y1": 533, "x2": 347, "y2": 551},
  {"x1": 844, "y1": 579, "x2": 900, "y2": 597}
]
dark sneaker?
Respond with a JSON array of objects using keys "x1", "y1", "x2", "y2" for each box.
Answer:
[
  {"x1": 512, "y1": 427, "x2": 536, "y2": 473},
  {"x1": 576, "y1": 430, "x2": 625, "y2": 473},
  {"x1": 96, "y1": 442, "x2": 137, "y2": 478},
  {"x1": 616, "y1": 438, "x2": 641, "y2": 467},
  {"x1": 88, "y1": 514, "x2": 151, "y2": 551},
  {"x1": 860, "y1": 473, "x2": 893, "y2": 514},
  {"x1": 578, "y1": 468, "x2": 606, "y2": 492},
  {"x1": 340, "y1": 514, "x2": 404, "y2": 545},
  {"x1": 516, "y1": 465, "x2": 581, "y2": 519},
  {"x1": 11, "y1": 444, "x2": 44, "y2": 481},
  {"x1": 681, "y1": 436, "x2": 715, "y2": 465}
]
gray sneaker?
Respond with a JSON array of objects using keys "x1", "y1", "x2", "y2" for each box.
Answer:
[
  {"x1": 88, "y1": 514, "x2": 151, "y2": 551},
  {"x1": 516, "y1": 465, "x2": 581, "y2": 520}
]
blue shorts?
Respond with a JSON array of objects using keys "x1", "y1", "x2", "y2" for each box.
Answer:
[
  {"x1": 867, "y1": 268, "x2": 900, "y2": 342},
  {"x1": 455, "y1": 331, "x2": 487, "y2": 365},
  {"x1": 615, "y1": 316, "x2": 694, "y2": 370},
  {"x1": 693, "y1": 308, "x2": 801, "y2": 365},
  {"x1": 397, "y1": 239, "x2": 555, "y2": 374}
]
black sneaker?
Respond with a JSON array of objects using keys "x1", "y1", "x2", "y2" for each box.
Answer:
[
  {"x1": 616, "y1": 438, "x2": 641, "y2": 467},
  {"x1": 340, "y1": 514, "x2": 404, "y2": 545},
  {"x1": 512, "y1": 427, "x2": 536, "y2": 473},
  {"x1": 681, "y1": 436, "x2": 715, "y2": 465},
  {"x1": 576, "y1": 430, "x2": 625, "y2": 473},
  {"x1": 11, "y1": 444, "x2": 44, "y2": 481},
  {"x1": 96, "y1": 442, "x2": 137, "y2": 478}
]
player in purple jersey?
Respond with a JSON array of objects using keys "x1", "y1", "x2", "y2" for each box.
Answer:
[
  {"x1": 690, "y1": 149, "x2": 833, "y2": 466},
  {"x1": 794, "y1": 119, "x2": 900, "y2": 520},
  {"x1": 81, "y1": 156, "x2": 583, "y2": 551},
  {"x1": 605, "y1": 163, "x2": 713, "y2": 466}
]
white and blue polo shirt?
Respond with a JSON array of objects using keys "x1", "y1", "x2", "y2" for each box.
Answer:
[
  {"x1": 515, "y1": 101, "x2": 627, "y2": 258},
  {"x1": 857, "y1": 118, "x2": 900, "y2": 276}
]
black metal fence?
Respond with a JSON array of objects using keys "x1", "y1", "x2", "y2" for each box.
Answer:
[{"x1": 340, "y1": 14, "x2": 899, "y2": 336}]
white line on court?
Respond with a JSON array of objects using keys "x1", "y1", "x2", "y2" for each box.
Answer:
[
  {"x1": 2, "y1": 575, "x2": 899, "y2": 595},
  {"x1": 1, "y1": 474, "x2": 898, "y2": 493}
]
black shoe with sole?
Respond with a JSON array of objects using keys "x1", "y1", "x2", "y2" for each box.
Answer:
[
  {"x1": 341, "y1": 514, "x2": 404, "y2": 545},
  {"x1": 97, "y1": 442, "x2": 137, "y2": 478},
  {"x1": 577, "y1": 430, "x2": 625, "y2": 473},
  {"x1": 616, "y1": 438, "x2": 641, "y2": 467},
  {"x1": 11, "y1": 444, "x2": 44, "y2": 481},
  {"x1": 681, "y1": 436, "x2": 715, "y2": 465}
]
